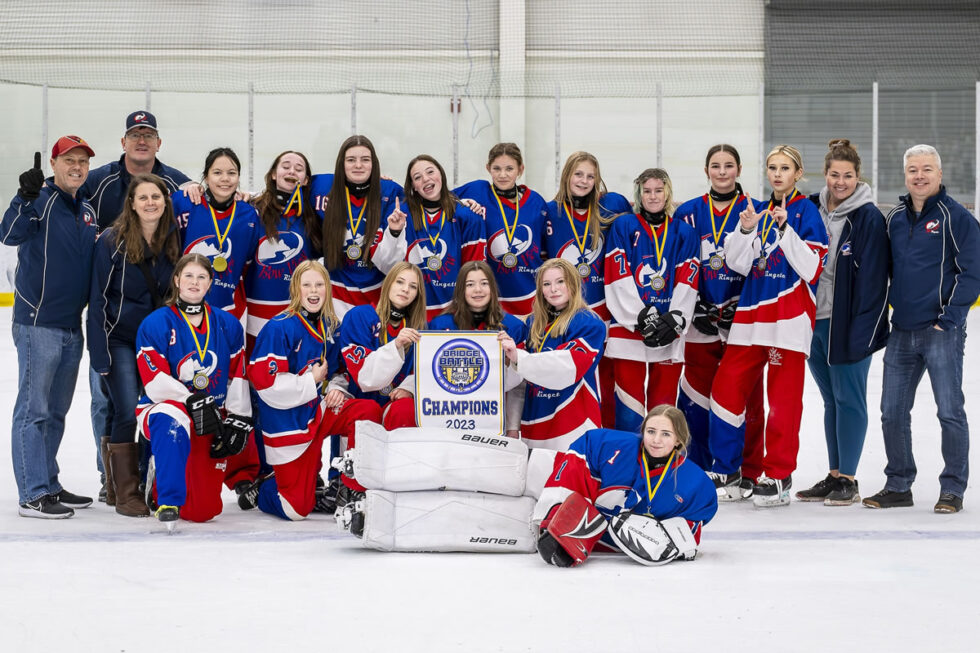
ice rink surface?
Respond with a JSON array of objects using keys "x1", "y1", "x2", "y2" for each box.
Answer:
[{"x1": 0, "y1": 306, "x2": 977, "y2": 652}]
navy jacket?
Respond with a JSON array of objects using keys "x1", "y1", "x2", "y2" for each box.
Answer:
[
  {"x1": 82, "y1": 155, "x2": 190, "y2": 230},
  {"x1": 885, "y1": 187, "x2": 980, "y2": 331},
  {"x1": 87, "y1": 228, "x2": 176, "y2": 373},
  {"x1": 0, "y1": 180, "x2": 97, "y2": 329},
  {"x1": 809, "y1": 194, "x2": 890, "y2": 364}
]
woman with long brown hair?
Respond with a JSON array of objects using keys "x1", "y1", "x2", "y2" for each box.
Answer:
[
  {"x1": 88, "y1": 172, "x2": 180, "y2": 517},
  {"x1": 310, "y1": 135, "x2": 406, "y2": 317}
]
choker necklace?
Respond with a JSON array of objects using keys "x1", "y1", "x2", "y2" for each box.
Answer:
[
  {"x1": 421, "y1": 197, "x2": 441, "y2": 210},
  {"x1": 177, "y1": 298, "x2": 204, "y2": 315},
  {"x1": 205, "y1": 190, "x2": 234, "y2": 212},
  {"x1": 300, "y1": 308, "x2": 321, "y2": 322},
  {"x1": 493, "y1": 184, "x2": 518, "y2": 200},
  {"x1": 570, "y1": 195, "x2": 590, "y2": 210},
  {"x1": 346, "y1": 180, "x2": 371, "y2": 199},
  {"x1": 389, "y1": 306, "x2": 406, "y2": 323},
  {"x1": 709, "y1": 182, "x2": 742, "y2": 202},
  {"x1": 640, "y1": 208, "x2": 666, "y2": 226}
]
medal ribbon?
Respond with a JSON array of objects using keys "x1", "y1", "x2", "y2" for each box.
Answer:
[
  {"x1": 380, "y1": 319, "x2": 404, "y2": 346},
  {"x1": 421, "y1": 208, "x2": 445, "y2": 250},
  {"x1": 345, "y1": 188, "x2": 366, "y2": 246},
  {"x1": 178, "y1": 305, "x2": 211, "y2": 368},
  {"x1": 761, "y1": 188, "x2": 797, "y2": 247},
  {"x1": 707, "y1": 194, "x2": 737, "y2": 246},
  {"x1": 490, "y1": 185, "x2": 520, "y2": 252},
  {"x1": 535, "y1": 320, "x2": 559, "y2": 353},
  {"x1": 208, "y1": 200, "x2": 237, "y2": 254},
  {"x1": 642, "y1": 448, "x2": 676, "y2": 504},
  {"x1": 563, "y1": 202, "x2": 591, "y2": 262},
  {"x1": 297, "y1": 312, "x2": 327, "y2": 362},
  {"x1": 283, "y1": 184, "x2": 303, "y2": 216},
  {"x1": 650, "y1": 218, "x2": 669, "y2": 272}
]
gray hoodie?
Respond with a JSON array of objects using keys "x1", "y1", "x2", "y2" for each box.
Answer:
[{"x1": 815, "y1": 182, "x2": 874, "y2": 319}]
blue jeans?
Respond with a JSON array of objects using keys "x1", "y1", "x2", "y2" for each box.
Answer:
[
  {"x1": 89, "y1": 365, "x2": 110, "y2": 473},
  {"x1": 807, "y1": 319, "x2": 872, "y2": 477},
  {"x1": 104, "y1": 343, "x2": 140, "y2": 444},
  {"x1": 880, "y1": 324, "x2": 969, "y2": 496},
  {"x1": 11, "y1": 323, "x2": 84, "y2": 504}
]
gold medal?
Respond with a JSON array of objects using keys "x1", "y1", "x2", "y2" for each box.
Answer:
[
  {"x1": 502, "y1": 252, "x2": 518, "y2": 268},
  {"x1": 426, "y1": 255, "x2": 442, "y2": 271},
  {"x1": 576, "y1": 262, "x2": 591, "y2": 277},
  {"x1": 212, "y1": 256, "x2": 228, "y2": 273},
  {"x1": 709, "y1": 254, "x2": 724, "y2": 270},
  {"x1": 757, "y1": 256, "x2": 767, "y2": 271},
  {"x1": 346, "y1": 244, "x2": 362, "y2": 260},
  {"x1": 650, "y1": 274, "x2": 666, "y2": 291},
  {"x1": 192, "y1": 371, "x2": 209, "y2": 390},
  {"x1": 380, "y1": 384, "x2": 393, "y2": 396}
]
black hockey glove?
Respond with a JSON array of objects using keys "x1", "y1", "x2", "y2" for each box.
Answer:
[
  {"x1": 647, "y1": 310, "x2": 686, "y2": 348},
  {"x1": 185, "y1": 392, "x2": 222, "y2": 437},
  {"x1": 636, "y1": 305, "x2": 661, "y2": 342},
  {"x1": 537, "y1": 530, "x2": 576, "y2": 568},
  {"x1": 717, "y1": 302, "x2": 737, "y2": 332},
  {"x1": 692, "y1": 299, "x2": 719, "y2": 336},
  {"x1": 210, "y1": 414, "x2": 253, "y2": 459},
  {"x1": 18, "y1": 152, "x2": 44, "y2": 201}
]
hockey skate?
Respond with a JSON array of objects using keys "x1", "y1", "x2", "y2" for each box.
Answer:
[
  {"x1": 330, "y1": 451, "x2": 355, "y2": 478},
  {"x1": 144, "y1": 457, "x2": 158, "y2": 512},
  {"x1": 155, "y1": 505, "x2": 179, "y2": 534},
  {"x1": 334, "y1": 491, "x2": 366, "y2": 537},
  {"x1": 753, "y1": 475, "x2": 792, "y2": 508},
  {"x1": 707, "y1": 470, "x2": 750, "y2": 502},
  {"x1": 313, "y1": 475, "x2": 341, "y2": 514},
  {"x1": 235, "y1": 473, "x2": 272, "y2": 511}
]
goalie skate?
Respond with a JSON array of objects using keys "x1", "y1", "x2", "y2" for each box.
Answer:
[{"x1": 753, "y1": 475, "x2": 792, "y2": 508}]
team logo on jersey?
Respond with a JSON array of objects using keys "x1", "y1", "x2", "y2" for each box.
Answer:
[
  {"x1": 431, "y1": 338, "x2": 490, "y2": 395},
  {"x1": 257, "y1": 233, "x2": 305, "y2": 266},
  {"x1": 635, "y1": 257, "x2": 668, "y2": 292},
  {"x1": 185, "y1": 235, "x2": 233, "y2": 267},
  {"x1": 925, "y1": 219, "x2": 940, "y2": 234},
  {"x1": 556, "y1": 234, "x2": 604, "y2": 269},
  {"x1": 407, "y1": 238, "x2": 450, "y2": 272},
  {"x1": 596, "y1": 486, "x2": 635, "y2": 513},
  {"x1": 840, "y1": 242, "x2": 852, "y2": 256},
  {"x1": 81, "y1": 211, "x2": 95, "y2": 226},
  {"x1": 177, "y1": 350, "x2": 220, "y2": 384},
  {"x1": 488, "y1": 224, "x2": 534, "y2": 261}
]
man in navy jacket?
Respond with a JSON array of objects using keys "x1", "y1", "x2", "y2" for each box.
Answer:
[
  {"x1": 1, "y1": 136, "x2": 99, "y2": 518},
  {"x1": 864, "y1": 144, "x2": 980, "y2": 514}
]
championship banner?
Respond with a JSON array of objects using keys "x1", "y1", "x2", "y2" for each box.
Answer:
[{"x1": 414, "y1": 331, "x2": 504, "y2": 435}]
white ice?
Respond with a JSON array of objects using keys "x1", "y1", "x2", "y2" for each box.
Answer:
[{"x1": 0, "y1": 306, "x2": 977, "y2": 652}]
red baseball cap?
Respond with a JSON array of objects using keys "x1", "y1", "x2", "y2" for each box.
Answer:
[{"x1": 51, "y1": 135, "x2": 95, "y2": 159}]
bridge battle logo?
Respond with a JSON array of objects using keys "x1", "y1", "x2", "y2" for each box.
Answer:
[{"x1": 432, "y1": 339, "x2": 490, "y2": 395}]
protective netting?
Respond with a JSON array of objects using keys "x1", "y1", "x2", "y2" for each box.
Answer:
[
  {"x1": 0, "y1": 0, "x2": 763, "y2": 98},
  {"x1": 765, "y1": 0, "x2": 979, "y2": 203}
]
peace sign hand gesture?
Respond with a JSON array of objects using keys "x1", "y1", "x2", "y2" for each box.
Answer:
[{"x1": 739, "y1": 193, "x2": 762, "y2": 231}]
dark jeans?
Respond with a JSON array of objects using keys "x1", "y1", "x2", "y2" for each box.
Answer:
[
  {"x1": 880, "y1": 324, "x2": 969, "y2": 497},
  {"x1": 104, "y1": 343, "x2": 141, "y2": 444}
]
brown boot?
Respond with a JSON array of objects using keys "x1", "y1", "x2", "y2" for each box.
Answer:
[
  {"x1": 108, "y1": 442, "x2": 150, "y2": 517},
  {"x1": 100, "y1": 436, "x2": 116, "y2": 506}
]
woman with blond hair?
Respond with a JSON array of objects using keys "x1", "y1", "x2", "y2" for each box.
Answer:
[
  {"x1": 499, "y1": 259, "x2": 606, "y2": 450},
  {"x1": 603, "y1": 168, "x2": 700, "y2": 432},
  {"x1": 247, "y1": 260, "x2": 382, "y2": 520}
]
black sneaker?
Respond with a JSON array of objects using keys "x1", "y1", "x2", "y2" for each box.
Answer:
[
  {"x1": 934, "y1": 493, "x2": 963, "y2": 514},
  {"x1": 752, "y1": 474, "x2": 792, "y2": 507},
  {"x1": 19, "y1": 495, "x2": 74, "y2": 519},
  {"x1": 98, "y1": 473, "x2": 108, "y2": 503},
  {"x1": 796, "y1": 474, "x2": 839, "y2": 502},
  {"x1": 825, "y1": 477, "x2": 860, "y2": 506},
  {"x1": 862, "y1": 488, "x2": 913, "y2": 509},
  {"x1": 54, "y1": 489, "x2": 93, "y2": 509},
  {"x1": 706, "y1": 471, "x2": 743, "y2": 502}
]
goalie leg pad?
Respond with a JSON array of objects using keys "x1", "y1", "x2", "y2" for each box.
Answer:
[
  {"x1": 351, "y1": 422, "x2": 529, "y2": 496},
  {"x1": 541, "y1": 492, "x2": 607, "y2": 567},
  {"x1": 358, "y1": 490, "x2": 537, "y2": 553},
  {"x1": 608, "y1": 513, "x2": 698, "y2": 566}
]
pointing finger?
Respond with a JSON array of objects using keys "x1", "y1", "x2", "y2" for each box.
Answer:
[{"x1": 33, "y1": 152, "x2": 42, "y2": 170}]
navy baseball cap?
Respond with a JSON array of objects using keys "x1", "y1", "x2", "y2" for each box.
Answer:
[{"x1": 125, "y1": 111, "x2": 158, "y2": 133}]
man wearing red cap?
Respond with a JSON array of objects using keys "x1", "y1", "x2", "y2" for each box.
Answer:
[{"x1": 0, "y1": 136, "x2": 100, "y2": 518}]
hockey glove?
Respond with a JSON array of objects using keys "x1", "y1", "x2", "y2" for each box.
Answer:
[
  {"x1": 647, "y1": 310, "x2": 686, "y2": 348},
  {"x1": 185, "y1": 392, "x2": 222, "y2": 437},
  {"x1": 18, "y1": 153, "x2": 44, "y2": 200},
  {"x1": 607, "y1": 513, "x2": 698, "y2": 566},
  {"x1": 692, "y1": 299, "x2": 719, "y2": 337},
  {"x1": 636, "y1": 305, "x2": 661, "y2": 342},
  {"x1": 717, "y1": 302, "x2": 737, "y2": 332},
  {"x1": 210, "y1": 414, "x2": 253, "y2": 459}
]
